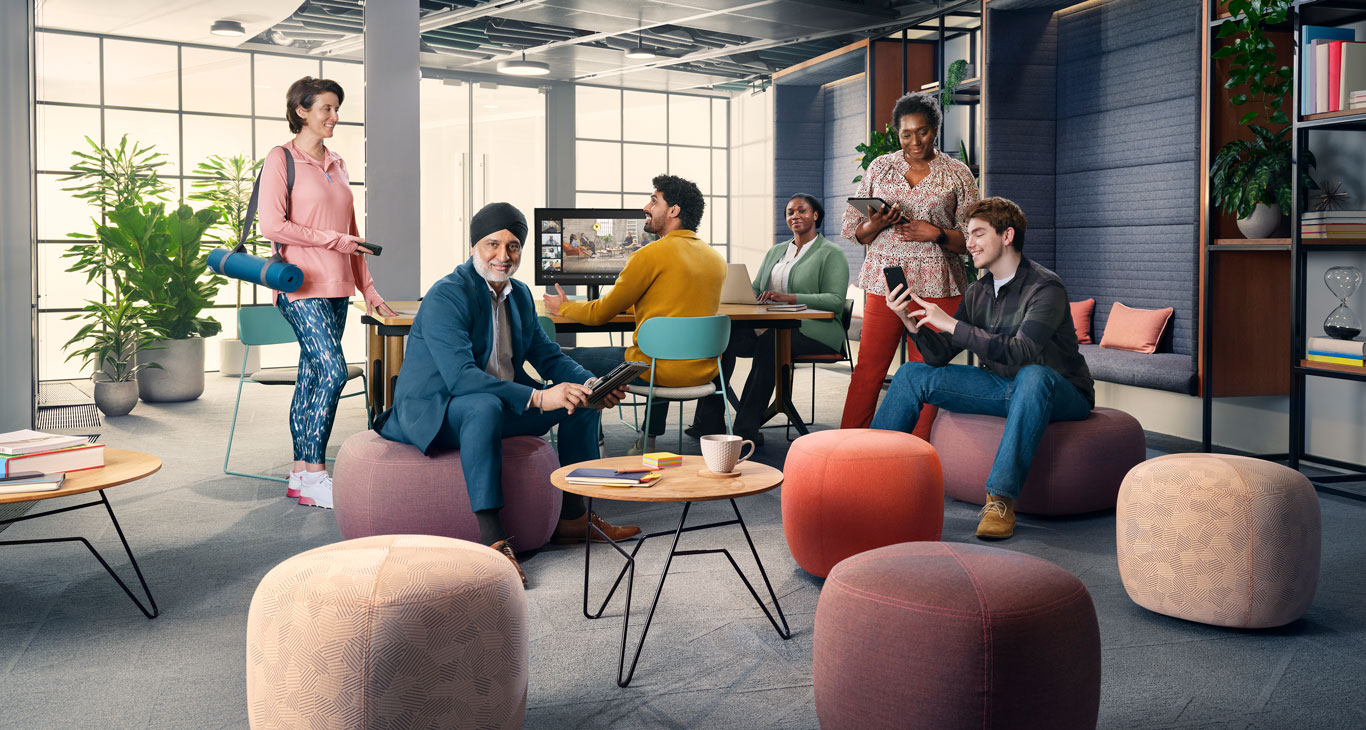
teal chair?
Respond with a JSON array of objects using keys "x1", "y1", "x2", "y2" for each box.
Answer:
[
  {"x1": 224, "y1": 305, "x2": 369, "y2": 483},
  {"x1": 625, "y1": 315, "x2": 733, "y2": 453}
]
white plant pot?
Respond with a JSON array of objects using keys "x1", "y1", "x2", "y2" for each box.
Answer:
[
  {"x1": 136, "y1": 337, "x2": 206, "y2": 402},
  {"x1": 1236, "y1": 202, "x2": 1282, "y2": 239},
  {"x1": 219, "y1": 337, "x2": 259, "y2": 378},
  {"x1": 94, "y1": 379, "x2": 139, "y2": 417}
]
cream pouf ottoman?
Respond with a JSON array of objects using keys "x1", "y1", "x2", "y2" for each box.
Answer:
[
  {"x1": 246, "y1": 535, "x2": 528, "y2": 729},
  {"x1": 1117, "y1": 454, "x2": 1321, "y2": 628}
]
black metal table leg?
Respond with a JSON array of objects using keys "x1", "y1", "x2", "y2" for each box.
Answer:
[{"x1": 0, "y1": 490, "x2": 158, "y2": 619}]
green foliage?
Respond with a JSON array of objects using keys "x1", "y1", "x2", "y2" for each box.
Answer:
[
  {"x1": 62, "y1": 285, "x2": 163, "y2": 383},
  {"x1": 942, "y1": 59, "x2": 970, "y2": 110},
  {"x1": 1210, "y1": 124, "x2": 1316, "y2": 218},
  {"x1": 188, "y1": 154, "x2": 265, "y2": 248},
  {"x1": 99, "y1": 203, "x2": 226, "y2": 340},
  {"x1": 853, "y1": 123, "x2": 900, "y2": 184}
]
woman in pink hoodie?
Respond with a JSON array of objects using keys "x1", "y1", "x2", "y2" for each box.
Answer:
[{"x1": 257, "y1": 76, "x2": 395, "y2": 510}]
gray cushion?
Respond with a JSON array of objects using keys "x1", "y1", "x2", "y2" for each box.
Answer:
[
  {"x1": 1078, "y1": 344, "x2": 1196, "y2": 395},
  {"x1": 250, "y1": 365, "x2": 363, "y2": 385},
  {"x1": 625, "y1": 383, "x2": 717, "y2": 400}
]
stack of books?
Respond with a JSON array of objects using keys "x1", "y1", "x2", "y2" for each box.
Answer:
[
  {"x1": 1301, "y1": 210, "x2": 1366, "y2": 238},
  {"x1": 1307, "y1": 336, "x2": 1365, "y2": 366},
  {"x1": 0, "y1": 472, "x2": 66, "y2": 495},
  {"x1": 642, "y1": 452, "x2": 682, "y2": 469},
  {"x1": 1352, "y1": 90, "x2": 1366, "y2": 110},
  {"x1": 1301, "y1": 26, "x2": 1366, "y2": 115},
  {"x1": 0, "y1": 429, "x2": 104, "y2": 477},
  {"x1": 564, "y1": 468, "x2": 661, "y2": 487}
]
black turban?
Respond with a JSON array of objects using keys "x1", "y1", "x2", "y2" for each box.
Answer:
[{"x1": 470, "y1": 202, "x2": 527, "y2": 247}]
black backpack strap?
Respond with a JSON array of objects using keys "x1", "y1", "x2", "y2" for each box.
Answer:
[{"x1": 238, "y1": 146, "x2": 294, "y2": 256}]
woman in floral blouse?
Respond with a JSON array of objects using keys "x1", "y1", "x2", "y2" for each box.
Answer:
[{"x1": 839, "y1": 92, "x2": 979, "y2": 435}]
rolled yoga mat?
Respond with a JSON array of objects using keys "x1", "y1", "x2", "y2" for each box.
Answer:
[{"x1": 207, "y1": 249, "x2": 304, "y2": 292}]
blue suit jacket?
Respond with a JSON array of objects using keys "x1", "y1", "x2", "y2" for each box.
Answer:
[{"x1": 373, "y1": 259, "x2": 593, "y2": 453}]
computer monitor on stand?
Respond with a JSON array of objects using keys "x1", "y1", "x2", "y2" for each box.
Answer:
[{"x1": 533, "y1": 208, "x2": 656, "y2": 300}]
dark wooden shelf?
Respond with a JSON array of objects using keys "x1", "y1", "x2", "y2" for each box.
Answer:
[
  {"x1": 1212, "y1": 238, "x2": 1291, "y2": 250},
  {"x1": 1298, "y1": 359, "x2": 1366, "y2": 381},
  {"x1": 1299, "y1": 108, "x2": 1366, "y2": 129},
  {"x1": 1294, "y1": 0, "x2": 1366, "y2": 28},
  {"x1": 1301, "y1": 237, "x2": 1366, "y2": 247}
]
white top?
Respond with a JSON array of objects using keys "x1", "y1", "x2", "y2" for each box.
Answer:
[
  {"x1": 768, "y1": 238, "x2": 816, "y2": 294},
  {"x1": 993, "y1": 272, "x2": 1015, "y2": 297}
]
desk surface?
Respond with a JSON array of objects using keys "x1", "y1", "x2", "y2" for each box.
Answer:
[
  {"x1": 0, "y1": 449, "x2": 161, "y2": 505},
  {"x1": 550, "y1": 455, "x2": 782, "y2": 503},
  {"x1": 353, "y1": 300, "x2": 832, "y2": 327}
]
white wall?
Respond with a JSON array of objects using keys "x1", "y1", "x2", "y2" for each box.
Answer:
[{"x1": 729, "y1": 86, "x2": 774, "y2": 272}]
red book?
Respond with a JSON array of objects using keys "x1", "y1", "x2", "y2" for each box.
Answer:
[
  {"x1": 1331, "y1": 40, "x2": 1347, "y2": 112},
  {"x1": 0, "y1": 443, "x2": 104, "y2": 477}
]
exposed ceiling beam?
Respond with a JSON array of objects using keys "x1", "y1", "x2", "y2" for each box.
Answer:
[
  {"x1": 575, "y1": 0, "x2": 979, "y2": 82},
  {"x1": 462, "y1": 0, "x2": 784, "y2": 68},
  {"x1": 311, "y1": 0, "x2": 550, "y2": 56}
]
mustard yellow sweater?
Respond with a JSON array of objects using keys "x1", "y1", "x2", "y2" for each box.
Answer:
[{"x1": 561, "y1": 229, "x2": 727, "y2": 387}]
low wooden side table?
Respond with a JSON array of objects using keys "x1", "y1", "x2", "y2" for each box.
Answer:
[
  {"x1": 0, "y1": 448, "x2": 161, "y2": 618},
  {"x1": 550, "y1": 455, "x2": 791, "y2": 687}
]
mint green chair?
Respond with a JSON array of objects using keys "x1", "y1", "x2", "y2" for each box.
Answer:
[
  {"x1": 625, "y1": 315, "x2": 733, "y2": 452},
  {"x1": 224, "y1": 305, "x2": 369, "y2": 482}
]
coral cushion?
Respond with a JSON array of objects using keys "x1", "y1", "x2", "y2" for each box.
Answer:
[
  {"x1": 1070, "y1": 298, "x2": 1094, "y2": 344},
  {"x1": 1100, "y1": 301, "x2": 1174, "y2": 354}
]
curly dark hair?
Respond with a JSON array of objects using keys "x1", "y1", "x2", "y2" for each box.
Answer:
[
  {"x1": 890, "y1": 91, "x2": 941, "y2": 133},
  {"x1": 286, "y1": 77, "x2": 346, "y2": 134},
  {"x1": 651, "y1": 174, "x2": 705, "y2": 232},
  {"x1": 786, "y1": 193, "x2": 825, "y2": 226}
]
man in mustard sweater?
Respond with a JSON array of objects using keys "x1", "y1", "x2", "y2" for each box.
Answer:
[{"x1": 544, "y1": 174, "x2": 727, "y2": 454}]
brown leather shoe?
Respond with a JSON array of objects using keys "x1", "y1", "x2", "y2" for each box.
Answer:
[
  {"x1": 975, "y1": 493, "x2": 1016, "y2": 539},
  {"x1": 489, "y1": 539, "x2": 527, "y2": 586},
  {"x1": 552, "y1": 512, "x2": 642, "y2": 544}
]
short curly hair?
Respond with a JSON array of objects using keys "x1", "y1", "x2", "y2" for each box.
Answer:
[
  {"x1": 786, "y1": 193, "x2": 825, "y2": 226},
  {"x1": 963, "y1": 197, "x2": 1028, "y2": 252},
  {"x1": 890, "y1": 92, "x2": 941, "y2": 133},
  {"x1": 651, "y1": 174, "x2": 705, "y2": 232},
  {"x1": 286, "y1": 77, "x2": 345, "y2": 134}
]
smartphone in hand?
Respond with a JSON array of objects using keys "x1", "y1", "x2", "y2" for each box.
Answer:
[{"x1": 883, "y1": 266, "x2": 910, "y2": 296}]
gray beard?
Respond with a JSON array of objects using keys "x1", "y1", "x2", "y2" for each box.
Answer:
[{"x1": 473, "y1": 255, "x2": 518, "y2": 283}]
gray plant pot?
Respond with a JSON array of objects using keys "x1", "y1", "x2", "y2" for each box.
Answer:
[
  {"x1": 1236, "y1": 202, "x2": 1282, "y2": 239},
  {"x1": 137, "y1": 337, "x2": 206, "y2": 402},
  {"x1": 94, "y1": 379, "x2": 139, "y2": 417},
  {"x1": 219, "y1": 337, "x2": 260, "y2": 378}
]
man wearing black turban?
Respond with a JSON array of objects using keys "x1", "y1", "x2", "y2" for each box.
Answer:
[{"x1": 374, "y1": 202, "x2": 641, "y2": 583}]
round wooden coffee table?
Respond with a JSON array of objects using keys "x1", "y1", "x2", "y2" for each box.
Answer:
[
  {"x1": 550, "y1": 455, "x2": 789, "y2": 687},
  {"x1": 0, "y1": 448, "x2": 161, "y2": 618}
]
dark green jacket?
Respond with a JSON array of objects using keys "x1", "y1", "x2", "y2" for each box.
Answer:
[{"x1": 751, "y1": 234, "x2": 850, "y2": 352}]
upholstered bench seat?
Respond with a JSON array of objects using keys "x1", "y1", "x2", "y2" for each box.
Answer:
[{"x1": 1078, "y1": 344, "x2": 1197, "y2": 395}]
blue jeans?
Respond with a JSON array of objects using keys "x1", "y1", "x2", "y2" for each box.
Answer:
[
  {"x1": 563, "y1": 346, "x2": 671, "y2": 437},
  {"x1": 870, "y1": 363, "x2": 1092, "y2": 499}
]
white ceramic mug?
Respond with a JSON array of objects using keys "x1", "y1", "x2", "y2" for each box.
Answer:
[{"x1": 700, "y1": 434, "x2": 755, "y2": 474}]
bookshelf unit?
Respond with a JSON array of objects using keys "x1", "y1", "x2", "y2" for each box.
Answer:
[{"x1": 1290, "y1": 0, "x2": 1366, "y2": 500}]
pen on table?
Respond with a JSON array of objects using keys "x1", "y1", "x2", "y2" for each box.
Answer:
[{"x1": 614, "y1": 468, "x2": 656, "y2": 474}]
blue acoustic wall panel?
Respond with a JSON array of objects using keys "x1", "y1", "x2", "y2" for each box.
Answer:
[
  {"x1": 823, "y1": 76, "x2": 867, "y2": 277},
  {"x1": 775, "y1": 85, "x2": 825, "y2": 248},
  {"x1": 985, "y1": 8, "x2": 1058, "y2": 269},
  {"x1": 1055, "y1": 0, "x2": 1200, "y2": 357}
]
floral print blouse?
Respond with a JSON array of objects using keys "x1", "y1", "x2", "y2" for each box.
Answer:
[{"x1": 841, "y1": 150, "x2": 979, "y2": 297}]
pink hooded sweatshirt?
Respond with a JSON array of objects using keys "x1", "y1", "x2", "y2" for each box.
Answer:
[{"x1": 257, "y1": 141, "x2": 383, "y2": 307}]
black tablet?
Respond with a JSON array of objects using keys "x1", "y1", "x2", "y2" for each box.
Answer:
[
  {"x1": 847, "y1": 196, "x2": 892, "y2": 218},
  {"x1": 585, "y1": 360, "x2": 650, "y2": 405}
]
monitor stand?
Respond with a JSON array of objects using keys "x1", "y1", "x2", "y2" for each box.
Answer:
[{"x1": 586, "y1": 284, "x2": 602, "y2": 301}]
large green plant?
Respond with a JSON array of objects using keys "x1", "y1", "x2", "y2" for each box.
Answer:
[
  {"x1": 101, "y1": 203, "x2": 226, "y2": 340},
  {"x1": 62, "y1": 285, "x2": 163, "y2": 383},
  {"x1": 189, "y1": 154, "x2": 265, "y2": 309}
]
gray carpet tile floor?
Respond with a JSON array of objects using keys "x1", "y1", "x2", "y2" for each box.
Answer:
[{"x1": 2, "y1": 364, "x2": 1365, "y2": 729}]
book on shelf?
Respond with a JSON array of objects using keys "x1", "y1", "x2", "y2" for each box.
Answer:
[
  {"x1": 1300, "y1": 231, "x2": 1366, "y2": 239},
  {"x1": 1342, "y1": 43, "x2": 1366, "y2": 110},
  {"x1": 0, "y1": 443, "x2": 104, "y2": 478},
  {"x1": 1307, "y1": 336, "x2": 1366, "y2": 357},
  {"x1": 1303, "y1": 27, "x2": 1356, "y2": 115},
  {"x1": 0, "y1": 472, "x2": 65, "y2": 495},
  {"x1": 1302, "y1": 225, "x2": 1366, "y2": 233},
  {"x1": 1308, "y1": 353, "x2": 1366, "y2": 367},
  {"x1": 1302, "y1": 210, "x2": 1366, "y2": 221},
  {"x1": 0, "y1": 429, "x2": 86, "y2": 455}
]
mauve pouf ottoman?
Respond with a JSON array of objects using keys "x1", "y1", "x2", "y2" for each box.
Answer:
[
  {"x1": 929, "y1": 406, "x2": 1145, "y2": 515},
  {"x1": 782, "y1": 429, "x2": 943, "y2": 578},
  {"x1": 246, "y1": 534, "x2": 528, "y2": 730},
  {"x1": 815, "y1": 542, "x2": 1100, "y2": 730},
  {"x1": 333, "y1": 430, "x2": 562, "y2": 550},
  {"x1": 1117, "y1": 453, "x2": 1321, "y2": 628}
]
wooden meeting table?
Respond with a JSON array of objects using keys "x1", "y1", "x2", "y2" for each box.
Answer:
[{"x1": 355, "y1": 300, "x2": 833, "y2": 434}]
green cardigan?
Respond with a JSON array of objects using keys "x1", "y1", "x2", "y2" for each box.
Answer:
[{"x1": 751, "y1": 234, "x2": 850, "y2": 353}]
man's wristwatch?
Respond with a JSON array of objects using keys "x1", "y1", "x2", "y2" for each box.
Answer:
[{"x1": 934, "y1": 226, "x2": 948, "y2": 246}]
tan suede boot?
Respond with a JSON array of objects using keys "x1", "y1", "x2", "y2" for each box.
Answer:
[{"x1": 975, "y1": 493, "x2": 1016, "y2": 539}]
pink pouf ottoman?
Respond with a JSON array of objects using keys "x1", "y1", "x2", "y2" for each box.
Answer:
[
  {"x1": 1118, "y1": 453, "x2": 1321, "y2": 628},
  {"x1": 782, "y1": 429, "x2": 944, "y2": 578},
  {"x1": 929, "y1": 406, "x2": 1145, "y2": 515},
  {"x1": 333, "y1": 430, "x2": 562, "y2": 550},
  {"x1": 247, "y1": 535, "x2": 528, "y2": 730},
  {"x1": 815, "y1": 542, "x2": 1101, "y2": 730}
]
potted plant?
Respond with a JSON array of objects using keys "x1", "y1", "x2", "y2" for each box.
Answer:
[
  {"x1": 188, "y1": 154, "x2": 264, "y2": 377},
  {"x1": 99, "y1": 202, "x2": 225, "y2": 402},
  {"x1": 62, "y1": 286, "x2": 164, "y2": 417}
]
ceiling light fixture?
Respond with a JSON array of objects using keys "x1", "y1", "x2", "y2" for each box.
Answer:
[
  {"x1": 210, "y1": 19, "x2": 246, "y2": 37},
  {"x1": 497, "y1": 52, "x2": 550, "y2": 76},
  {"x1": 624, "y1": 29, "x2": 656, "y2": 59}
]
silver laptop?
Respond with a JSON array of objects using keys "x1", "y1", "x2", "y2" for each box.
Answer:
[{"x1": 720, "y1": 263, "x2": 759, "y2": 304}]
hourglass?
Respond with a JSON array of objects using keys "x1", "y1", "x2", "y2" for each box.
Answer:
[{"x1": 1324, "y1": 266, "x2": 1363, "y2": 340}]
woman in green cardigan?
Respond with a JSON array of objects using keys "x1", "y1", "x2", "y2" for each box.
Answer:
[{"x1": 692, "y1": 193, "x2": 850, "y2": 443}]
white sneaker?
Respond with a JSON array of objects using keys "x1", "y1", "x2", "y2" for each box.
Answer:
[
  {"x1": 286, "y1": 471, "x2": 304, "y2": 499},
  {"x1": 298, "y1": 472, "x2": 334, "y2": 509}
]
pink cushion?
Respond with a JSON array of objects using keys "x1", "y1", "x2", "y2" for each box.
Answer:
[
  {"x1": 928, "y1": 407, "x2": 1145, "y2": 515},
  {"x1": 815, "y1": 542, "x2": 1100, "y2": 730},
  {"x1": 1118, "y1": 453, "x2": 1320, "y2": 628},
  {"x1": 332, "y1": 430, "x2": 562, "y2": 550},
  {"x1": 1070, "y1": 298, "x2": 1094, "y2": 344},
  {"x1": 1099, "y1": 301, "x2": 1174, "y2": 354}
]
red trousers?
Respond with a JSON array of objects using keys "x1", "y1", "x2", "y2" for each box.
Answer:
[{"x1": 840, "y1": 292, "x2": 963, "y2": 439}]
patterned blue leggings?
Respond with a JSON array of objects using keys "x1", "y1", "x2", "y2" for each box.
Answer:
[{"x1": 276, "y1": 294, "x2": 350, "y2": 464}]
